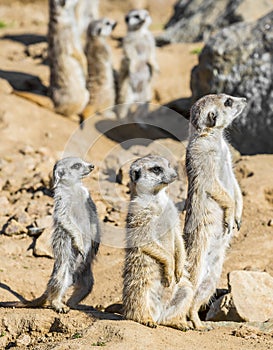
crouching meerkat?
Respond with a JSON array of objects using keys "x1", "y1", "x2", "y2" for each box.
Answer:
[
  {"x1": 48, "y1": 0, "x2": 89, "y2": 117},
  {"x1": 117, "y1": 9, "x2": 159, "y2": 120},
  {"x1": 123, "y1": 155, "x2": 193, "y2": 330},
  {"x1": 0, "y1": 157, "x2": 100, "y2": 313},
  {"x1": 184, "y1": 94, "x2": 247, "y2": 329},
  {"x1": 81, "y1": 18, "x2": 117, "y2": 121}
]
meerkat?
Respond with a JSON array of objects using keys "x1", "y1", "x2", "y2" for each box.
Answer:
[
  {"x1": 80, "y1": 18, "x2": 117, "y2": 121},
  {"x1": 0, "y1": 157, "x2": 100, "y2": 313},
  {"x1": 117, "y1": 9, "x2": 159, "y2": 120},
  {"x1": 75, "y1": 0, "x2": 100, "y2": 40},
  {"x1": 48, "y1": 0, "x2": 89, "y2": 117},
  {"x1": 123, "y1": 155, "x2": 193, "y2": 330},
  {"x1": 183, "y1": 94, "x2": 247, "y2": 329}
]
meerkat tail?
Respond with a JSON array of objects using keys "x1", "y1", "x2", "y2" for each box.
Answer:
[{"x1": 0, "y1": 292, "x2": 47, "y2": 309}]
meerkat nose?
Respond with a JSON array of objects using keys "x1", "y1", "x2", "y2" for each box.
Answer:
[{"x1": 88, "y1": 164, "x2": 95, "y2": 170}]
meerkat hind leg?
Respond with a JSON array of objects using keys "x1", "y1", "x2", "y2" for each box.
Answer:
[
  {"x1": 67, "y1": 261, "x2": 93, "y2": 309},
  {"x1": 47, "y1": 262, "x2": 73, "y2": 313},
  {"x1": 160, "y1": 279, "x2": 193, "y2": 331},
  {"x1": 189, "y1": 277, "x2": 216, "y2": 331}
]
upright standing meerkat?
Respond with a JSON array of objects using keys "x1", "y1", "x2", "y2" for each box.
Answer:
[
  {"x1": 123, "y1": 155, "x2": 193, "y2": 330},
  {"x1": 75, "y1": 0, "x2": 100, "y2": 40},
  {"x1": 117, "y1": 9, "x2": 159, "y2": 119},
  {"x1": 0, "y1": 157, "x2": 100, "y2": 313},
  {"x1": 48, "y1": 0, "x2": 89, "y2": 117},
  {"x1": 183, "y1": 94, "x2": 247, "y2": 329},
  {"x1": 81, "y1": 18, "x2": 117, "y2": 121}
]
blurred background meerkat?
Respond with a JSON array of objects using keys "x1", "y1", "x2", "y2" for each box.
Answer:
[
  {"x1": 48, "y1": 0, "x2": 89, "y2": 117},
  {"x1": 75, "y1": 0, "x2": 100, "y2": 43},
  {"x1": 117, "y1": 9, "x2": 159, "y2": 120},
  {"x1": 81, "y1": 17, "x2": 117, "y2": 121}
]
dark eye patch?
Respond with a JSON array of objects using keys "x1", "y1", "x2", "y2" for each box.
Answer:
[
  {"x1": 224, "y1": 98, "x2": 233, "y2": 107},
  {"x1": 149, "y1": 166, "x2": 163, "y2": 175},
  {"x1": 134, "y1": 14, "x2": 140, "y2": 19},
  {"x1": 71, "y1": 163, "x2": 82, "y2": 170}
]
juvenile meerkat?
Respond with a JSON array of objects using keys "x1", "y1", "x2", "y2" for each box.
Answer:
[
  {"x1": 48, "y1": 0, "x2": 89, "y2": 117},
  {"x1": 81, "y1": 18, "x2": 117, "y2": 121},
  {"x1": 117, "y1": 9, "x2": 159, "y2": 119},
  {"x1": 123, "y1": 155, "x2": 193, "y2": 330},
  {"x1": 184, "y1": 94, "x2": 247, "y2": 329},
  {"x1": 0, "y1": 157, "x2": 100, "y2": 313}
]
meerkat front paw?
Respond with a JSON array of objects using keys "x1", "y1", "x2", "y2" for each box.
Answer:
[
  {"x1": 162, "y1": 268, "x2": 174, "y2": 287},
  {"x1": 174, "y1": 267, "x2": 183, "y2": 283}
]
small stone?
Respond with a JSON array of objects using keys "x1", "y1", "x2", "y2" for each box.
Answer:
[
  {"x1": 33, "y1": 227, "x2": 53, "y2": 258},
  {"x1": 19, "y1": 145, "x2": 35, "y2": 155},
  {"x1": 16, "y1": 334, "x2": 31, "y2": 346},
  {"x1": 4, "y1": 219, "x2": 28, "y2": 236},
  {"x1": 35, "y1": 215, "x2": 52, "y2": 229},
  {"x1": 14, "y1": 210, "x2": 32, "y2": 226},
  {"x1": 25, "y1": 42, "x2": 47, "y2": 60},
  {"x1": 0, "y1": 196, "x2": 12, "y2": 216},
  {"x1": 267, "y1": 219, "x2": 273, "y2": 227}
]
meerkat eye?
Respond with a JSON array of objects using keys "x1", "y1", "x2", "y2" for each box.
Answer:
[
  {"x1": 134, "y1": 14, "x2": 140, "y2": 20},
  {"x1": 150, "y1": 166, "x2": 163, "y2": 175},
  {"x1": 105, "y1": 21, "x2": 110, "y2": 26},
  {"x1": 224, "y1": 98, "x2": 233, "y2": 107},
  {"x1": 71, "y1": 163, "x2": 82, "y2": 170}
]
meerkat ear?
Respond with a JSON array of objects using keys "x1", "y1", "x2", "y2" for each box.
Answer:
[
  {"x1": 53, "y1": 168, "x2": 66, "y2": 186},
  {"x1": 129, "y1": 168, "x2": 141, "y2": 183},
  {"x1": 207, "y1": 111, "x2": 217, "y2": 127}
]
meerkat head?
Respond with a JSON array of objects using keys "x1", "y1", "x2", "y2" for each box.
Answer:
[
  {"x1": 125, "y1": 9, "x2": 152, "y2": 31},
  {"x1": 53, "y1": 157, "x2": 94, "y2": 187},
  {"x1": 129, "y1": 155, "x2": 177, "y2": 196},
  {"x1": 87, "y1": 18, "x2": 117, "y2": 37},
  {"x1": 190, "y1": 94, "x2": 247, "y2": 133}
]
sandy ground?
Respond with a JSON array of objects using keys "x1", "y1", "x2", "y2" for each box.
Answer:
[{"x1": 0, "y1": 1, "x2": 273, "y2": 349}]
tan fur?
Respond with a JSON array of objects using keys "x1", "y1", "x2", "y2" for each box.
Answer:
[
  {"x1": 48, "y1": 0, "x2": 89, "y2": 116},
  {"x1": 184, "y1": 94, "x2": 247, "y2": 329},
  {"x1": 123, "y1": 155, "x2": 193, "y2": 330}
]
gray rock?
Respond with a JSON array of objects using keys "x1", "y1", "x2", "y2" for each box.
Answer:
[
  {"x1": 229, "y1": 270, "x2": 273, "y2": 322},
  {"x1": 191, "y1": 11, "x2": 273, "y2": 154},
  {"x1": 207, "y1": 270, "x2": 273, "y2": 322},
  {"x1": 3, "y1": 219, "x2": 28, "y2": 236},
  {"x1": 157, "y1": 0, "x2": 273, "y2": 45},
  {"x1": 33, "y1": 227, "x2": 53, "y2": 258}
]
